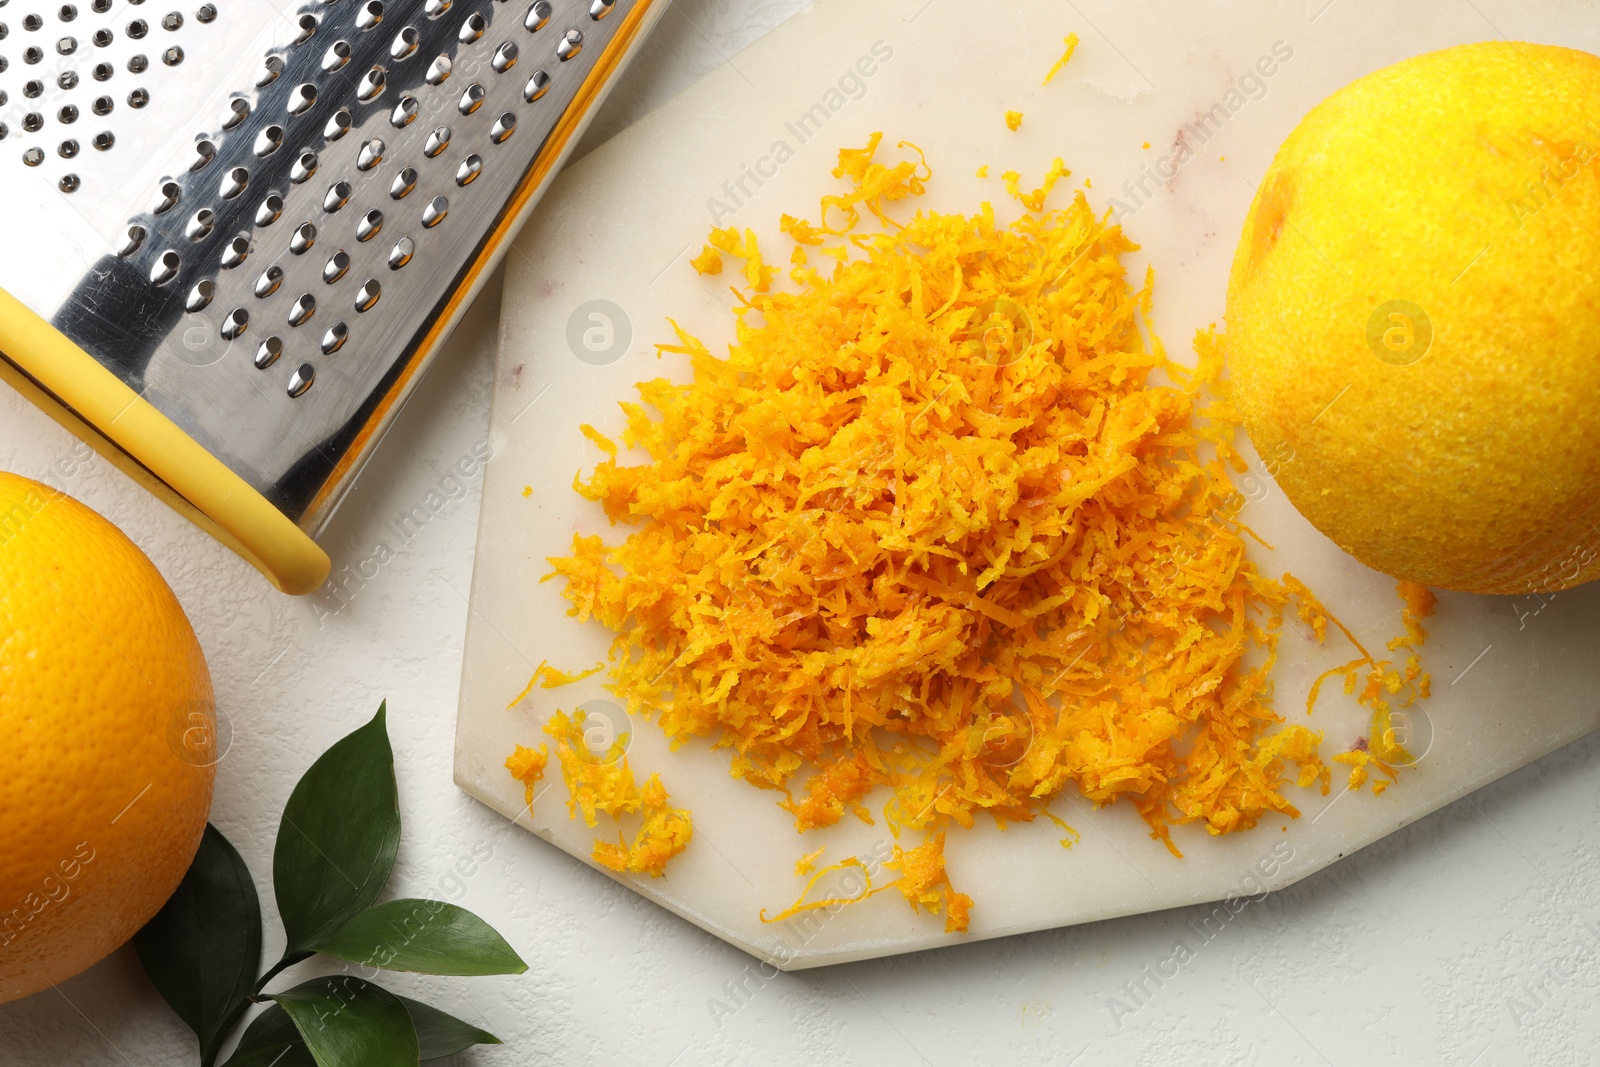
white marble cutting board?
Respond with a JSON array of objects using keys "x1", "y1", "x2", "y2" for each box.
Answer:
[{"x1": 455, "y1": 0, "x2": 1600, "y2": 969}]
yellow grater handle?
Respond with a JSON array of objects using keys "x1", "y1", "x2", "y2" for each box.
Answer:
[{"x1": 0, "y1": 288, "x2": 331, "y2": 594}]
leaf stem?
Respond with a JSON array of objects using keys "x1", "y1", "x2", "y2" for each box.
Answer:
[
  {"x1": 251, "y1": 952, "x2": 311, "y2": 998},
  {"x1": 198, "y1": 997, "x2": 245, "y2": 1067}
]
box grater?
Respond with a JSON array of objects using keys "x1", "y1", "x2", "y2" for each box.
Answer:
[{"x1": 0, "y1": 0, "x2": 665, "y2": 593}]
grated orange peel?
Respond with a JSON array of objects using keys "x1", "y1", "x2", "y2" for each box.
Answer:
[
  {"x1": 536, "y1": 709, "x2": 692, "y2": 878},
  {"x1": 538, "y1": 133, "x2": 1434, "y2": 925}
]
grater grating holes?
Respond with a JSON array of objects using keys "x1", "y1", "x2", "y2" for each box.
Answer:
[
  {"x1": 355, "y1": 135, "x2": 382, "y2": 169},
  {"x1": 286, "y1": 81, "x2": 314, "y2": 114},
  {"x1": 323, "y1": 179, "x2": 350, "y2": 211},
  {"x1": 287, "y1": 292, "x2": 314, "y2": 325},
  {"x1": 1, "y1": 0, "x2": 224, "y2": 176},
  {"x1": 253, "y1": 123, "x2": 282, "y2": 156},
  {"x1": 288, "y1": 220, "x2": 315, "y2": 254},
  {"x1": 218, "y1": 306, "x2": 246, "y2": 338},
  {"x1": 254, "y1": 336, "x2": 282, "y2": 369},
  {"x1": 219, "y1": 233, "x2": 247, "y2": 268},
  {"x1": 218, "y1": 164, "x2": 246, "y2": 198},
  {"x1": 355, "y1": 64, "x2": 382, "y2": 100},
  {"x1": 254, "y1": 264, "x2": 282, "y2": 298},
  {"x1": 115, "y1": 224, "x2": 143, "y2": 256},
  {"x1": 82, "y1": 0, "x2": 641, "y2": 406},
  {"x1": 184, "y1": 277, "x2": 212, "y2": 311},
  {"x1": 254, "y1": 193, "x2": 283, "y2": 227},
  {"x1": 323, "y1": 107, "x2": 351, "y2": 140},
  {"x1": 389, "y1": 165, "x2": 415, "y2": 198},
  {"x1": 389, "y1": 25, "x2": 416, "y2": 60},
  {"x1": 149, "y1": 247, "x2": 179, "y2": 284},
  {"x1": 387, "y1": 235, "x2": 411, "y2": 268},
  {"x1": 184, "y1": 206, "x2": 211, "y2": 239},
  {"x1": 151, "y1": 177, "x2": 178, "y2": 212}
]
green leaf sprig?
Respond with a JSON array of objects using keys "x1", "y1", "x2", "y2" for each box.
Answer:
[{"x1": 135, "y1": 703, "x2": 525, "y2": 1067}]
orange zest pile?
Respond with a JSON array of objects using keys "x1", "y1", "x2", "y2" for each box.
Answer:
[{"x1": 543, "y1": 134, "x2": 1432, "y2": 927}]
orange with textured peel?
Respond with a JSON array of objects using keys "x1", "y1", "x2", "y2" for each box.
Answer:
[
  {"x1": 0, "y1": 472, "x2": 215, "y2": 1002},
  {"x1": 1227, "y1": 41, "x2": 1600, "y2": 594}
]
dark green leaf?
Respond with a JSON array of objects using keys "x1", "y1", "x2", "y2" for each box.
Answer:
[
  {"x1": 274, "y1": 703, "x2": 400, "y2": 958},
  {"x1": 134, "y1": 823, "x2": 263, "y2": 1065},
  {"x1": 309, "y1": 900, "x2": 527, "y2": 976},
  {"x1": 269, "y1": 976, "x2": 419, "y2": 1067},
  {"x1": 397, "y1": 996, "x2": 502, "y2": 1060},
  {"x1": 220, "y1": 1005, "x2": 317, "y2": 1067}
]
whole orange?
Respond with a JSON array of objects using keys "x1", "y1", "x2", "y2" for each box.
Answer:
[{"x1": 0, "y1": 471, "x2": 215, "y2": 1002}]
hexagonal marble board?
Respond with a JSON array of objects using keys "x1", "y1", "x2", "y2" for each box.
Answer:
[{"x1": 455, "y1": 0, "x2": 1600, "y2": 968}]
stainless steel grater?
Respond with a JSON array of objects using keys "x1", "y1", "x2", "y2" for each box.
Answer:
[{"x1": 0, "y1": 0, "x2": 664, "y2": 592}]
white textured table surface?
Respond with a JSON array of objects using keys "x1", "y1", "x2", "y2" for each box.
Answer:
[{"x1": 4, "y1": 3, "x2": 1600, "y2": 1065}]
